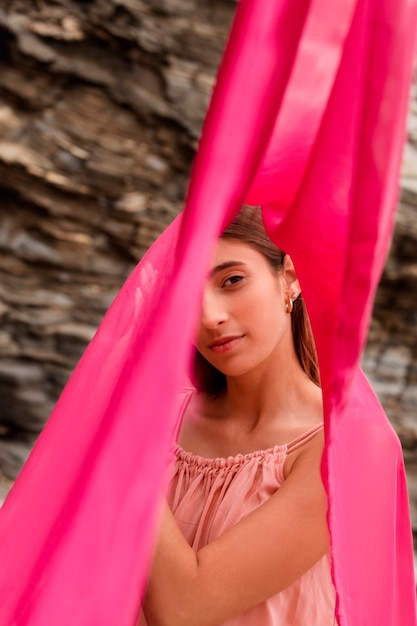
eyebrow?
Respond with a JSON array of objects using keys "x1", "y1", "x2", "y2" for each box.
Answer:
[{"x1": 210, "y1": 261, "x2": 247, "y2": 277}]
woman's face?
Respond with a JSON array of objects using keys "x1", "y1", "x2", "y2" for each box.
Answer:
[{"x1": 196, "y1": 238, "x2": 296, "y2": 379}]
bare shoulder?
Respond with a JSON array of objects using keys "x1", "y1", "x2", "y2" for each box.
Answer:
[
  {"x1": 283, "y1": 425, "x2": 326, "y2": 479},
  {"x1": 177, "y1": 391, "x2": 221, "y2": 455}
]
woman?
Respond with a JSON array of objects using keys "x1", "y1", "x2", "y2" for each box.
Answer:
[{"x1": 140, "y1": 205, "x2": 336, "y2": 626}]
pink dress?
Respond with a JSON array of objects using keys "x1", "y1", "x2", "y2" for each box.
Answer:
[{"x1": 163, "y1": 424, "x2": 337, "y2": 626}]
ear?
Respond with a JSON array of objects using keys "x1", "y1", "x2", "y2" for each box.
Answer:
[{"x1": 282, "y1": 255, "x2": 301, "y2": 296}]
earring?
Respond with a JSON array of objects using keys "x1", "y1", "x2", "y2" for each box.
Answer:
[{"x1": 285, "y1": 293, "x2": 298, "y2": 314}]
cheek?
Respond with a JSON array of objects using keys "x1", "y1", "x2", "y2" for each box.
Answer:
[
  {"x1": 240, "y1": 288, "x2": 282, "y2": 337},
  {"x1": 248, "y1": 289, "x2": 283, "y2": 328},
  {"x1": 249, "y1": 300, "x2": 290, "y2": 357}
]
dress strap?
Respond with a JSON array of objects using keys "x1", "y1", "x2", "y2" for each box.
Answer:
[
  {"x1": 172, "y1": 387, "x2": 195, "y2": 441},
  {"x1": 286, "y1": 423, "x2": 324, "y2": 454}
]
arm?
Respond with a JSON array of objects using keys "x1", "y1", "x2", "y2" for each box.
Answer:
[{"x1": 143, "y1": 434, "x2": 329, "y2": 626}]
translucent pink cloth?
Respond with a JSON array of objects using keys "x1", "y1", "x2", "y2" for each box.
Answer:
[{"x1": 0, "y1": 1, "x2": 416, "y2": 625}]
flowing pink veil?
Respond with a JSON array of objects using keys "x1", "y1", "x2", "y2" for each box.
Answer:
[{"x1": 0, "y1": 0, "x2": 416, "y2": 625}]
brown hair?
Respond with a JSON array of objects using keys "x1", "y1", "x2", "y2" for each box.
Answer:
[{"x1": 193, "y1": 205, "x2": 320, "y2": 396}]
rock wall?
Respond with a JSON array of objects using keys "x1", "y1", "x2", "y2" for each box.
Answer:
[
  {"x1": 0, "y1": 0, "x2": 235, "y2": 475},
  {"x1": 0, "y1": 1, "x2": 416, "y2": 543}
]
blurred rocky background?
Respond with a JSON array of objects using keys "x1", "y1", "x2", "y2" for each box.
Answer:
[{"x1": 0, "y1": 0, "x2": 416, "y2": 548}]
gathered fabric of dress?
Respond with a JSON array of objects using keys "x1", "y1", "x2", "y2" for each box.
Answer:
[
  {"x1": 166, "y1": 437, "x2": 337, "y2": 626},
  {"x1": 138, "y1": 392, "x2": 337, "y2": 626}
]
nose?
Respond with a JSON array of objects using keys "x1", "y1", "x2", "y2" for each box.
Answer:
[{"x1": 200, "y1": 288, "x2": 228, "y2": 329}]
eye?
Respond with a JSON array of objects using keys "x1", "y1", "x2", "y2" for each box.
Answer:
[{"x1": 222, "y1": 274, "x2": 244, "y2": 288}]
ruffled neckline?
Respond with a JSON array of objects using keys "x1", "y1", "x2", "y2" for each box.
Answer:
[
  {"x1": 174, "y1": 442, "x2": 287, "y2": 469},
  {"x1": 174, "y1": 421, "x2": 324, "y2": 469}
]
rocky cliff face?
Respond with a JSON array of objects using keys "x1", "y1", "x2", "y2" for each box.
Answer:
[
  {"x1": 0, "y1": 1, "x2": 416, "y2": 539},
  {"x1": 0, "y1": 0, "x2": 235, "y2": 475}
]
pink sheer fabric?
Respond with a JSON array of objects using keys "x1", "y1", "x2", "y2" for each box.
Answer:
[{"x1": 0, "y1": 0, "x2": 416, "y2": 625}]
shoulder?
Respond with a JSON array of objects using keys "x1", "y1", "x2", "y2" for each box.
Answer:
[
  {"x1": 175, "y1": 386, "x2": 196, "y2": 417},
  {"x1": 284, "y1": 426, "x2": 325, "y2": 479}
]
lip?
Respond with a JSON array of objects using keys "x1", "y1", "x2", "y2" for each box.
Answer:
[{"x1": 208, "y1": 335, "x2": 244, "y2": 354}]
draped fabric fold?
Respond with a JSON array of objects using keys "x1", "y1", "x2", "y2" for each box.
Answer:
[{"x1": 0, "y1": 0, "x2": 416, "y2": 624}]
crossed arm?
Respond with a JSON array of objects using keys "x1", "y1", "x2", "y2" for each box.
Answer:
[{"x1": 143, "y1": 435, "x2": 329, "y2": 626}]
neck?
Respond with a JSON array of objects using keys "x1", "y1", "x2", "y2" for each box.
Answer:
[{"x1": 221, "y1": 344, "x2": 321, "y2": 431}]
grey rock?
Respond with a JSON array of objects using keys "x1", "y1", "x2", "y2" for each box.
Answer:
[{"x1": 0, "y1": 439, "x2": 33, "y2": 480}]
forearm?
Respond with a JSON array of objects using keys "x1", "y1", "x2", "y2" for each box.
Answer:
[{"x1": 143, "y1": 502, "x2": 199, "y2": 626}]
